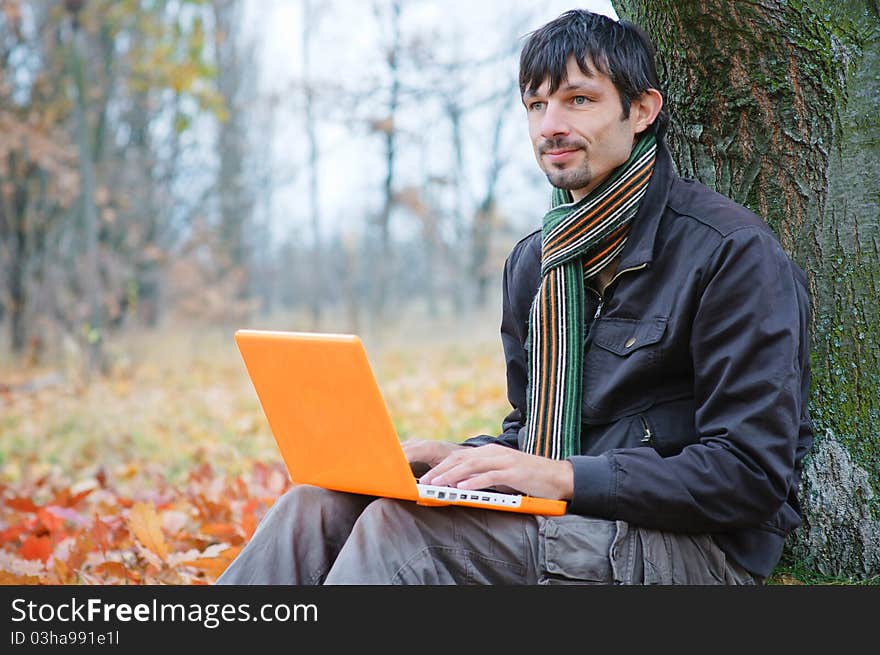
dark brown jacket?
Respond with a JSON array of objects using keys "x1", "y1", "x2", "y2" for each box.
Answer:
[{"x1": 467, "y1": 139, "x2": 813, "y2": 579}]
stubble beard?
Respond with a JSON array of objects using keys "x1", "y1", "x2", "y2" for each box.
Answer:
[
  {"x1": 543, "y1": 158, "x2": 592, "y2": 192},
  {"x1": 538, "y1": 140, "x2": 592, "y2": 192}
]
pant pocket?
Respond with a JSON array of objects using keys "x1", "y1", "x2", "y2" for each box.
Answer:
[
  {"x1": 537, "y1": 515, "x2": 617, "y2": 585},
  {"x1": 638, "y1": 529, "x2": 753, "y2": 585}
]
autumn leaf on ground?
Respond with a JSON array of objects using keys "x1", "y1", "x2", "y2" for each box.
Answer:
[
  {"x1": 20, "y1": 535, "x2": 53, "y2": 562},
  {"x1": 5, "y1": 497, "x2": 40, "y2": 513},
  {"x1": 127, "y1": 502, "x2": 169, "y2": 561},
  {"x1": 0, "y1": 570, "x2": 42, "y2": 585}
]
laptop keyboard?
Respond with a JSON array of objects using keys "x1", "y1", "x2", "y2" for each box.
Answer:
[{"x1": 416, "y1": 484, "x2": 523, "y2": 508}]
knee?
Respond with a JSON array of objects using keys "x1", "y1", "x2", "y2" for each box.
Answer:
[
  {"x1": 263, "y1": 484, "x2": 328, "y2": 522},
  {"x1": 269, "y1": 484, "x2": 371, "y2": 524},
  {"x1": 355, "y1": 498, "x2": 417, "y2": 532},
  {"x1": 273, "y1": 484, "x2": 324, "y2": 508}
]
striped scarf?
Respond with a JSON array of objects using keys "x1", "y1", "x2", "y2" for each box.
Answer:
[{"x1": 524, "y1": 133, "x2": 657, "y2": 460}]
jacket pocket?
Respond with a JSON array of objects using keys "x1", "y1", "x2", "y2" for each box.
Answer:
[
  {"x1": 583, "y1": 317, "x2": 667, "y2": 419},
  {"x1": 592, "y1": 316, "x2": 667, "y2": 356},
  {"x1": 638, "y1": 397, "x2": 697, "y2": 457}
]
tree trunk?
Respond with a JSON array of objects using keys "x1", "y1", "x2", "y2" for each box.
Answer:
[
  {"x1": 7, "y1": 166, "x2": 28, "y2": 353},
  {"x1": 614, "y1": 0, "x2": 880, "y2": 578},
  {"x1": 69, "y1": 21, "x2": 105, "y2": 376},
  {"x1": 372, "y1": 0, "x2": 402, "y2": 327},
  {"x1": 302, "y1": 0, "x2": 323, "y2": 330},
  {"x1": 212, "y1": 0, "x2": 252, "y2": 282}
]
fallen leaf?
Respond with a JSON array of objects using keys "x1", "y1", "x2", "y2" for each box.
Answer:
[
  {"x1": 5, "y1": 497, "x2": 40, "y2": 513},
  {"x1": 182, "y1": 545, "x2": 241, "y2": 578},
  {"x1": 199, "y1": 522, "x2": 241, "y2": 542},
  {"x1": 37, "y1": 508, "x2": 66, "y2": 533},
  {"x1": 0, "y1": 570, "x2": 42, "y2": 584},
  {"x1": 127, "y1": 502, "x2": 168, "y2": 561},
  {"x1": 20, "y1": 535, "x2": 53, "y2": 562},
  {"x1": 93, "y1": 560, "x2": 140, "y2": 583}
]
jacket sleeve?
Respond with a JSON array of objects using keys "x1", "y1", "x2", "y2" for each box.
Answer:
[
  {"x1": 461, "y1": 239, "x2": 535, "y2": 450},
  {"x1": 567, "y1": 227, "x2": 807, "y2": 531}
]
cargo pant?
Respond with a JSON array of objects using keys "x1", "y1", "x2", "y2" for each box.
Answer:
[{"x1": 215, "y1": 485, "x2": 758, "y2": 585}]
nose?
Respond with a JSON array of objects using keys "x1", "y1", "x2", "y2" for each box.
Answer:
[{"x1": 539, "y1": 101, "x2": 569, "y2": 140}]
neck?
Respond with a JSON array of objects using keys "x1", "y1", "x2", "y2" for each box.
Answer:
[{"x1": 570, "y1": 175, "x2": 608, "y2": 203}]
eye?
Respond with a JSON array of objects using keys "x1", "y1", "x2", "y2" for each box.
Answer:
[
  {"x1": 572, "y1": 95, "x2": 590, "y2": 106},
  {"x1": 528, "y1": 101, "x2": 545, "y2": 111}
]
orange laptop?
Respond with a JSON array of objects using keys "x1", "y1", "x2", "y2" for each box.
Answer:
[{"x1": 234, "y1": 329, "x2": 567, "y2": 516}]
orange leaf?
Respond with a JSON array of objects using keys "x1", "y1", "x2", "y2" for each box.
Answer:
[
  {"x1": 37, "y1": 508, "x2": 65, "y2": 534},
  {"x1": 6, "y1": 497, "x2": 40, "y2": 513},
  {"x1": 20, "y1": 535, "x2": 53, "y2": 562},
  {"x1": 94, "y1": 561, "x2": 140, "y2": 583},
  {"x1": 66, "y1": 532, "x2": 94, "y2": 572},
  {"x1": 127, "y1": 502, "x2": 168, "y2": 560},
  {"x1": 53, "y1": 558, "x2": 75, "y2": 584},
  {"x1": 0, "y1": 570, "x2": 42, "y2": 585},
  {"x1": 0, "y1": 523, "x2": 28, "y2": 544},
  {"x1": 200, "y1": 522, "x2": 242, "y2": 542},
  {"x1": 241, "y1": 512, "x2": 258, "y2": 541},
  {"x1": 90, "y1": 517, "x2": 112, "y2": 552},
  {"x1": 184, "y1": 545, "x2": 242, "y2": 578},
  {"x1": 60, "y1": 487, "x2": 94, "y2": 507}
]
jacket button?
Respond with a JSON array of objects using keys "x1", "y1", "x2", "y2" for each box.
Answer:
[{"x1": 625, "y1": 337, "x2": 636, "y2": 348}]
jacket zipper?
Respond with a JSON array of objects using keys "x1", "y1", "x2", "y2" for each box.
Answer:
[
  {"x1": 639, "y1": 415, "x2": 652, "y2": 445},
  {"x1": 608, "y1": 262, "x2": 649, "y2": 287},
  {"x1": 590, "y1": 262, "x2": 649, "y2": 321}
]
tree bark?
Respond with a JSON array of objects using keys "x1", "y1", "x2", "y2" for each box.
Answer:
[
  {"x1": 69, "y1": 20, "x2": 105, "y2": 376},
  {"x1": 614, "y1": 0, "x2": 880, "y2": 578}
]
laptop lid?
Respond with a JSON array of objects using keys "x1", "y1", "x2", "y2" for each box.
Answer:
[
  {"x1": 235, "y1": 330, "x2": 420, "y2": 502},
  {"x1": 235, "y1": 329, "x2": 567, "y2": 516}
]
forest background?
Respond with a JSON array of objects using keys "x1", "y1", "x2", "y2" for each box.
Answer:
[{"x1": 1, "y1": 0, "x2": 877, "y2": 584}]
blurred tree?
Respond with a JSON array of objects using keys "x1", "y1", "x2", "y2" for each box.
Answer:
[
  {"x1": 301, "y1": 0, "x2": 324, "y2": 329},
  {"x1": 1, "y1": 1, "x2": 78, "y2": 359},
  {"x1": 0, "y1": 0, "x2": 227, "y2": 366},
  {"x1": 370, "y1": 0, "x2": 403, "y2": 326},
  {"x1": 66, "y1": 0, "x2": 105, "y2": 374},
  {"x1": 211, "y1": 0, "x2": 255, "y2": 287}
]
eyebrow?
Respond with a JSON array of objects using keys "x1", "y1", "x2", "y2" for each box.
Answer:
[
  {"x1": 522, "y1": 80, "x2": 603, "y2": 100},
  {"x1": 559, "y1": 81, "x2": 602, "y2": 94}
]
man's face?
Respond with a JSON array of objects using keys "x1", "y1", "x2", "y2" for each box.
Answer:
[{"x1": 524, "y1": 56, "x2": 641, "y2": 201}]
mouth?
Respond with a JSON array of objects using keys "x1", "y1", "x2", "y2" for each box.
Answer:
[{"x1": 542, "y1": 148, "x2": 580, "y2": 164}]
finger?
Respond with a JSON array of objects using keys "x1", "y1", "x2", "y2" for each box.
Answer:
[
  {"x1": 420, "y1": 444, "x2": 509, "y2": 484},
  {"x1": 402, "y1": 440, "x2": 438, "y2": 462},
  {"x1": 418, "y1": 448, "x2": 474, "y2": 484},
  {"x1": 454, "y1": 471, "x2": 506, "y2": 491},
  {"x1": 424, "y1": 452, "x2": 505, "y2": 487}
]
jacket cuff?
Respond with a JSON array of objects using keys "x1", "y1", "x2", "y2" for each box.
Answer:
[
  {"x1": 460, "y1": 431, "x2": 519, "y2": 449},
  {"x1": 566, "y1": 455, "x2": 615, "y2": 517}
]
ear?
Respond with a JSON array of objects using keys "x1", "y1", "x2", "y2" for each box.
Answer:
[{"x1": 630, "y1": 89, "x2": 663, "y2": 133}]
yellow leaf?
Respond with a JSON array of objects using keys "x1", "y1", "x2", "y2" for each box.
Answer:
[
  {"x1": 128, "y1": 502, "x2": 168, "y2": 561},
  {"x1": 0, "y1": 570, "x2": 42, "y2": 585}
]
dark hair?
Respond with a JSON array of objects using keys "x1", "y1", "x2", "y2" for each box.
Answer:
[{"x1": 519, "y1": 10, "x2": 668, "y2": 136}]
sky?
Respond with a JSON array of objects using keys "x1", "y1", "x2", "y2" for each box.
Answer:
[{"x1": 244, "y1": 1, "x2": 620, "y2": 247}]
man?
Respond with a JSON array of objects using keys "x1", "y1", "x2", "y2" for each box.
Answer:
[{"x1": 217, "y1": 9, "x2": 812, "y2": 585}]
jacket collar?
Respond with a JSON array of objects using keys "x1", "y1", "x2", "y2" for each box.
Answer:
[{"x1": 615, "y1": 137, "x2": 675, "y2": 271}]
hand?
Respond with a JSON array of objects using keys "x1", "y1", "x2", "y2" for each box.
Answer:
[
  {"x1": 402, "y1": 439, "x2": 466, "y2": 473},
  {"x1": 418, "y1": 443, "x2": 574, "y2": 501}
]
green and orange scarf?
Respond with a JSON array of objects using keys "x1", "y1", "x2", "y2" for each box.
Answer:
[{"x1": 524, "y1": 133, "x2": 657, "y2": 460}]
